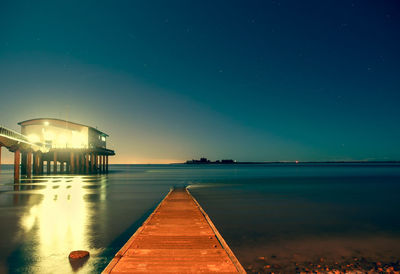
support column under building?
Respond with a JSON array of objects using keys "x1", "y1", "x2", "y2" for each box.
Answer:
[
  {"x1": 95, "y1": 154, "x2": 98, "y2": 173},
  {"x1": 98, "y1": 154, "x2": 101, "y2": 173},
  {"x1": 46, "y1": 160, "x2": 50, "y2": 175},
  {"x1": 33, "y1": 153, "x2": 37, "y2": 175},
  {"x1": 21, "y1": 152, "x2": 27, "y2": 175},
  {"x1": 35, "y1": 153, "x2": 41, "y2": 175},
  {"x1": 14, "y1": 149, "x2": 20, "y2": 183},
  {"x1": 91, "y1": 153, "x2": 95, "y2": 173},
  {"x1": 85, "y1": 153, "x2": 89, "y2": 174},
  {"x1": 53, "y1": 152, "x2": 57, "y2": 174},
  {"x1": 70, "y1": 152, "x2": 75, "y2": 173},
  {"x1": 60, "y1": 161, "x2": 64, "y2": 173},
  {"x1": 40, "y1": 158, "x2": 44, "y2": 174},
  {"x1": 81, "y1": 154, "x2": 85, "y2": 173},
  {"x1": 99, "y1": 155, "x2": 103, "y2": 173},
  {"x1": 27, "y1": 151, "x2": 32, "y2": 178},
  {"x1": 102, "y1": 155, "x2": 106, "y2": 173},
  {"x1": 106, "y1": 155, "x2": 109, "y2": 173},
  {"x1": 75, "y1": 153, "x2": 80, "y2": 174}
]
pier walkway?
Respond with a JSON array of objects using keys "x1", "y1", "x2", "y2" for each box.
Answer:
[
  {"x1": 0, "y1": 125, "x2": 44, "y2": 152},
  {"x1": 103, "y1": 188, "x2": 245, "y2": 273}
]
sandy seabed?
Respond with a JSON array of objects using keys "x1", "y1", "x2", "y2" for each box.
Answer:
[{"x1": 236, "y1": 235, "x2": 400, "y2": 273}]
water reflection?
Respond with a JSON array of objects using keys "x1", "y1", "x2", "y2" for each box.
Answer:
[
  {"x1": 2, "y1": 164, "x2": 399, "y2": 273},
  {"x1": 1, "y1": 165, "x2": 171, "y2": 273},
  {"x1": 15, "y1": 175, "x2": 104, "y2": 273}
]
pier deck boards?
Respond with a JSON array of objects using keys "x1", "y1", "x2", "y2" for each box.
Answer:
[{"x1": 103, "y1": 188, "x2": 245, "y2": 273}]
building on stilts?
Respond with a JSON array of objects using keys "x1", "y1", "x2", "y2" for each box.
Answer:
[{"x1": 16, "y1": 118, "x2": 115, "y2": 176}]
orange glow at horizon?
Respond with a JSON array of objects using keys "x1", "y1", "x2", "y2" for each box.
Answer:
[{"x1": 109, "y1": 156, "x2": 185, "y2": 164}]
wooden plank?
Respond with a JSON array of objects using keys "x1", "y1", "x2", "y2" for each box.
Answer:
[{"x1": 103, "y1": 188, "x2": 245, "y2": 273}]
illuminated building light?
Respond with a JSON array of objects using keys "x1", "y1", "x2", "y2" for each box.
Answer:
[
  {"x1": 55, "y1": 134, "x2": 68, "y2": 148},
  {"x1": 19, "y1": 118, "x2": 109, "y2": 150},
  {"x1": 70, "y1": 131, "x2": 87, "y2": 148},
  {"x1": 43, "y1": 130, "x2": 55, "y2": 141},
  {"x1": 27, "y1": 134, "x2": 40, "y2": 143}
]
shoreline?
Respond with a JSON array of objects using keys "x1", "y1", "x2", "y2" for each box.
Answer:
[{"x1": 245, "y1": 255, "x2": 400, "y2": 273}]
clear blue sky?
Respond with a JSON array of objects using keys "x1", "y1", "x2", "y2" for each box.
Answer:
[{"x1": 1, "y1": 0, "x2": 399, "y2": 163}]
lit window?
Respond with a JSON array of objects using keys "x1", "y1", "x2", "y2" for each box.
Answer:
[{"x1": 27, "y1": 134, "x2": 40, "y2": 143}]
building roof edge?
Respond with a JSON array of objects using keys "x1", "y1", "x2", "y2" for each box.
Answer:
[{"x1": 18, "y1": 118, "x2": 109, "y2": 137}]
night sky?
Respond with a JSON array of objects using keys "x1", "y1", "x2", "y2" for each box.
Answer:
[{"x1": 1, "y1": 1, "x2": 399, "y2": 163}]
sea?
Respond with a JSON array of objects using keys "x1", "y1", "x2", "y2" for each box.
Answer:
[{"x1": 0, "y1": 163, "x2": 399, "y2": 273}]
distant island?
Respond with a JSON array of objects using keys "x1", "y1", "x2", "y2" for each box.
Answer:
[
  {"x1": 185, "y1": 158, "x2": 236, "y2": 164},
  {"x1": 184, "y1": 158, "x2": 400, "y2": 165}
]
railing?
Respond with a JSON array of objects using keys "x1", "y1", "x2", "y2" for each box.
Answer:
[{"x1": 0, "y1": 125, "x2": 30, "y2": 143}]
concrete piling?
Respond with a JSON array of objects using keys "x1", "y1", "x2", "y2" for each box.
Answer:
[
  {"x1": 6, "y1": 148, "x2": 111, "y2": 181},
  {"x1": 27, "y1": 151, "x2": 32, "y2": 178},
  {"x1": 14, "y1": 149, "x2": 20, "y2": 183}
]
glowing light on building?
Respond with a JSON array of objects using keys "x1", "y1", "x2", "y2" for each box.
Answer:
[
  {"x1": 43, "y1": 130, "x2": 55, "y2": 141},
  {"x1": 70, "y1": 131, "x2": 87, "y2": 148},
  {"x1": 17, "y1": 118, "x2": 114, "y2": 176},
  {"x1": 27, "y1": 134, "x2": 40, "y2": 143},
  {"x1": 19, "y1": 118, "x2": 110, "y2": 151},
  {"x1": 56, "y1": 134, "x2": 68, "y2": 148}
]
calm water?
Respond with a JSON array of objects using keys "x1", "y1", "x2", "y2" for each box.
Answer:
[{"x1": 0, "y1": 163, "x2": 399, "y2": 273}]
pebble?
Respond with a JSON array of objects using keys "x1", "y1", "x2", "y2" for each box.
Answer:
[{"x1": 69, "y1": 250, "x2": 90, "y2": 260}]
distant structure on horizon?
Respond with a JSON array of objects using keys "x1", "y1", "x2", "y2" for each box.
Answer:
[{"x1": 185, "y1": 158, "x2": 236, "y2": 164}]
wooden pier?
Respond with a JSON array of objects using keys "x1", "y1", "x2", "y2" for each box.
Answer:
[{"x1": 103, "y1": 188, "x2": 245, "y2": 273}]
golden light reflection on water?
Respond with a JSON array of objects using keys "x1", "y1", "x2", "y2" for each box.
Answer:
[{"x1": 19, "y1": 175, "x2": 102, "y2": 273}]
